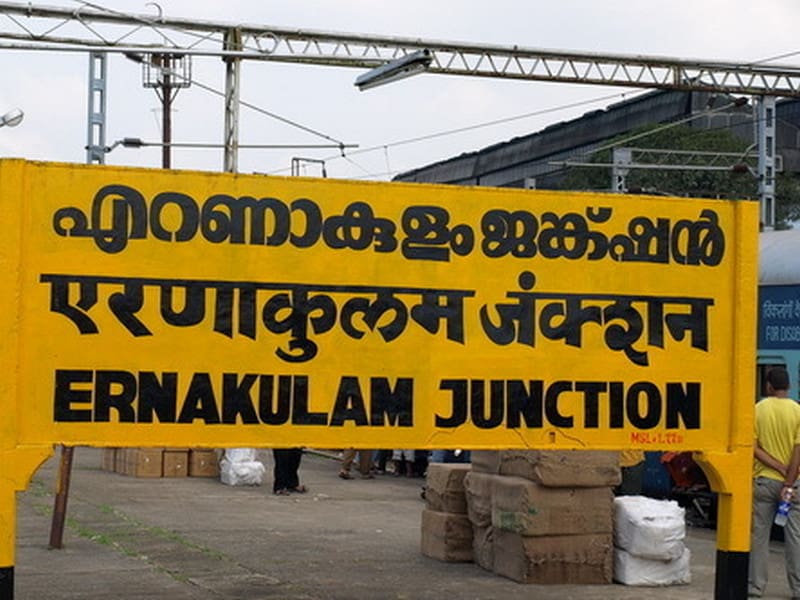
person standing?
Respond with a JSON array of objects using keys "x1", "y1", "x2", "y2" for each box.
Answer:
[
  {"x1": 339, "y1": 449, "x2": 374, "y2": 480},
  {"x1": 749, "y1": 367, "x2": 800, "y2": 599},
  {"x1": 272, "y1": 448, "x2": 307, "y2": 495}
]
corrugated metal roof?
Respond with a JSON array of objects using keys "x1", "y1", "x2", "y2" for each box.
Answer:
[
  {"x1": 394, "y1": 88, "x2": 713, "y2": 186},
  {"x1": 394, "y1": 89, "x2": 796, "y2": 190}
]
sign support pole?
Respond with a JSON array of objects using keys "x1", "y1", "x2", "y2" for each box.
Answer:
[
  {"x1": 0, "y1": 448, "x2": 53, "y2": 600},
  {"x1": 694, "y1": 202, "x2": 758, "y2": 600},
  {"x1": 0, "y1": 480, "x2": 15, "y2": 600},
  {"x1": 695, "y1": 450, "x2": 753, "y2": 600},
  {"x1": 48, "y1": 446, "x2": 74, "y2": 549}
]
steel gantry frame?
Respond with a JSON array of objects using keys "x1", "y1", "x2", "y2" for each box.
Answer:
[
  {"x1": 0, "y1": 0, "x2": 796, "y2": 222},
  {"x1": 1, "y1": 2, "x2": 800, "y2": 95}
]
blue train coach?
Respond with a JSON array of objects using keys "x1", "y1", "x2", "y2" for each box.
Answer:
[{"x1": 758, "y1": 230, "x2": 800, "y2": 397}]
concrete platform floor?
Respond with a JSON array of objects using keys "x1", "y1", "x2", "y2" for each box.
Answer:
[{"x1": 11, "y1": 448, "x2": 794, "y2": 599}]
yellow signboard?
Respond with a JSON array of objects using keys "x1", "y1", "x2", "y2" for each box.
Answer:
[
  {"x1": 0, "y1": 159, "x2": 757, "y2": 452},
  {"x1": 0, "y1": 160, "x2": 759, "y2": 597}
]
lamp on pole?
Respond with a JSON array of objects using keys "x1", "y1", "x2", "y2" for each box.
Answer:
[
  {"x1": 0, "y1": 108, "x2": 23, "y2": 128},
  {"x1": 354, "y1": 49, "x2": 432, "y2": 91}
]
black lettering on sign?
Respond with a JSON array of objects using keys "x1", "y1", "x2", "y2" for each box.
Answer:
[
  {"x1": 53, "y1": 369, "x2": 93, "y2": 422},
  {"x1": 370, "y1": 378, "x2": 413, "y2": 427},
  {"x1": 330, "y1": 376, "x2": 370, "y2": 426},
  {"x1": 222, "y1": 373, "x2": 260, "y2": 425},
  {"x1": 52, "y1": 185, "x2": 726, "y2": 267},
  {"x1": 576, "y1": 381, "x2": 606, "y2": 428},
  {"x1": 288, "y1": 375, "x2": 327, "y2": 425},
  {"x1": 506, "y1": 380, "x2": 544, "y2": 428},
  {"x1": 435, "y1": 378, "x2": 701, "y2": 431},
  {"x1": 138, "y1": 371, "x2": 178, "y2": 423},
  {"x1": 41, "y1": 274, "x2": 474, "y2": 364},
  {"x1": 436, "y1": 380, "x2": 468, "y2": 428},
  {"x1": 94, "y1": 370, "x2": 137, "y2": 422},
  {"x1": 330, "y1": 376, "x2": 414, "y2": 426},
  {"x1": 470, "y1": 380, "x2": 505, "y2": 429},
  {"x1": 544, "y1": 381, "x2": 573, "y2": 428},
  {"x1": 177, "y1": 373, "x2": 221, "y2": 424},
  {"x1": 666, "y1": 382, "x2": 701, "y2": 429},
  {"x1": 257, "y1": 375, "x2": 291, "y2": 425},
  {"x1": 480, "y1": 272, "x2": 713, "y2": 367},
  {"x1": 51, "y1": 370, "x2": 414, "y2": 428}
]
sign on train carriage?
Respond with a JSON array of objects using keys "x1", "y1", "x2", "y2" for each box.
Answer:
[{"x1": 0, "y1": 159, "x2": 758, "y2": 594}]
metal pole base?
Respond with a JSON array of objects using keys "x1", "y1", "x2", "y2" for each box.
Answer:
[
  {"x1": 715, "y1": 550, "x2": 749, "y2": 600},
  {"x1": 0, "y1": 566, "x2": 13, "y2": 600}
]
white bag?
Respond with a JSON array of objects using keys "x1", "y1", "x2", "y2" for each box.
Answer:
[
  {"x1": 613, "y1": 496, "x2": 686, "y2": 560},
  {"x1": 614, "y1": 546, "x2": 691, "y2": 586},
  {"x1": 220, "y1": 448, "x2": 265, "y2": 486}
]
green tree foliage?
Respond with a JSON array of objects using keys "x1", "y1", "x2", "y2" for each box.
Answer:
[
  {"x1": 777, "y1": 174, "x2": 800, "y2": 227},
  {"x1": 560, "y1": 124, "x2": 800, "y2": 228}
]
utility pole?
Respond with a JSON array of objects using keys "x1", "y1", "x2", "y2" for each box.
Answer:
[{"x1": 140, "y1": 53, "x2": 191, "y2": 169}]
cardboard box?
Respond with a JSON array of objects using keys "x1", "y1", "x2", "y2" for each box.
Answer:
[
  {"x1": 493, "y1": 530, "x2": 613, "y2": 584},
  {"x1": 463, "y1": 471, "x2": 500, "y2": 528},
  {"x1": 101, "y1": 448, "x2": 117, "y2": 472},
  {"x1": 472, "y1": 525, "x2": 494, "y2": 572},
  {"x1": 126, "y1": 448, "x2": 164, "y2": 478},
  {"x1": 425, "y1": 463, "x2": 470, "y2": 514},
  {"x1": 498, "y1": 450, "x2": 621, "y2": 487},
  {"x1": 492, "y1": 476, "x2": 613, "y2": 536},
  {"x1": 114, "y1": 447, "x2": 128, "y2": 474},
  {"x1": 188, "y1": 449, "x2": 219, "y2": 477},
  {"x1": 420, "y1": 509, "x2": 473, "y2": 563},
  {"x1": 163, "y1": 450, "x2": 189, "y2": 478},
  {"x1": 470, "y1": 450, "x2": 500, "y2": 473}
]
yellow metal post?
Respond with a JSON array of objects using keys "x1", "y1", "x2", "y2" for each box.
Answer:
[
  {"x1": 696, "y1": 450, "x2": 753, "y2": 599},
  {"x1": 0, "y1": 479, "x2": 15, "y2": 600},
  {"x1": 694, "y1": 199, "x2": 759, "y2": 600},
  {"x1": 0, "y1": 448, "x2": 53, "y2": 600}
]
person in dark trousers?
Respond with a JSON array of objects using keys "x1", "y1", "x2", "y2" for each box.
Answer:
[{"x1": 272, "y1": 448, "x2": 307, "y2": 495}]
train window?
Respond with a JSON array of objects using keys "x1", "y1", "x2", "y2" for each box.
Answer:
[{"x1": 757, "y1": 362, "x2": 788, "y2": 400}]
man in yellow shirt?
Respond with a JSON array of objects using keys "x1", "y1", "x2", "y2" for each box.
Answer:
[{"x1": 749, "y1": 367, "x2": 800, "y2": 599}]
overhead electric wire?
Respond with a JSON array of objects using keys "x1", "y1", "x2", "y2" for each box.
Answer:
[
  {"x1": 345, "y1": 91, "x2": 637, "y2": 156},
  {"x1": 189, "y1": 76, "x2": 349, "y2": 147},
  {"x1": 66, "y1": 0, "x2": 800, "y2": 180},
  {"x1": 746, "y1": 49, "x2": 800, "y2": 66},
  {"x1": 70, "y1": 1, "x2": 353, "y2": 150},
  {"x1": 330, "y1": 47, "x2": 800, "y2": 180},
  {"x1": 576, "y1": 99, "x2": 742, "y2": 157},
  {"x1": 324, "y1": 89, "x2": 750, "y2": 179},
  {"x1": 124, "y1": 53, "x2": 352, "y2": 148},
  {"x1": 262, "y1": 88, "x2": 641, "y2": 176}
]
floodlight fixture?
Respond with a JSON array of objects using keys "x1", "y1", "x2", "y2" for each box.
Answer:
[
  {"x1": 0, "y1": 108, "x2": 24, "y2": 128},
  {"x1": 102, "y1": 137, "x2": 145, "y2": 153},
  {"x1": 355, "y1": 49, "x2": 433, "y2": 91}
]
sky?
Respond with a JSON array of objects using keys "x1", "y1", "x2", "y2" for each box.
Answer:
[{"x1": 0, "y1": 0, "x2": 798, "y2": 181}]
